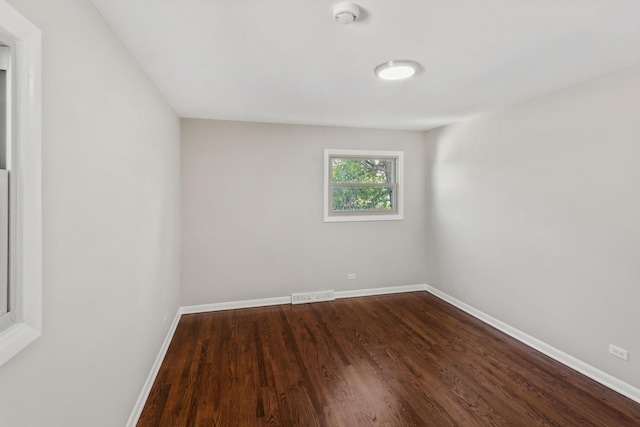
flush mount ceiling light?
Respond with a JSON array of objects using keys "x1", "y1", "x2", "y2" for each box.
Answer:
[{"x1": 374, "y1": 60, "x2": 421, "y2": 81}]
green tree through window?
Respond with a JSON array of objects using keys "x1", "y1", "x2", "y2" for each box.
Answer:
[{"x1": 331, "y1": 159, "x2": 395, "y2": 211}]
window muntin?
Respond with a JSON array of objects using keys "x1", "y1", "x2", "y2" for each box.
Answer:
[{"x1": 324, "y1": 149, "x2": 404, "y2": 222}]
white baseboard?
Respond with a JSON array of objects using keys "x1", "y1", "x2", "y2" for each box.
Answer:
[
  {"x1": 335, "y1": 284, "x2": 427, "y2": 299},
  {"x1": 126, "y1": 308, "x2": 182, "y2": 427},
  {"x1": 181, "y1": 296, "x2": 291, "y2": 314},
  {"x1": 180, "y1": 284, "x2": 428, "y2": 314},
  {"x1": 424, "y1": 284, "x2": 640, "y2": 404}
]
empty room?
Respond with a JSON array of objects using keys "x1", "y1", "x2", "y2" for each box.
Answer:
[{"x1": 0, "y1": 0, "x2": 639, "y2": 426}]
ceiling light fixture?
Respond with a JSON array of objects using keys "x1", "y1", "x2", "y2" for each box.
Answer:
[{"x1": 374, "y1": 60, "x2": 421, "y2": 81}]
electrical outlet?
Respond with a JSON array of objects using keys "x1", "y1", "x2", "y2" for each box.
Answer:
[
  {"x1": 347, "y1": 273, "x2": 356, "y2": 280},
  {"x1": 163, "y1": 313, "x2": 168, "y2": 326},
  {"x1": 609, "y1": 344, "x2": 628, "y2": 361}
]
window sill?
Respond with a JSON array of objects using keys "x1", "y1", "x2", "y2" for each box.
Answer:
[{"x1": 0, "y1": 323, "x2": 41, "y2": 366}]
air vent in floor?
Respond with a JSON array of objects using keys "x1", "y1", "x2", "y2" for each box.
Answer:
[{"x1": 291, "y1": 290, "x2": 335, "y2": 305}]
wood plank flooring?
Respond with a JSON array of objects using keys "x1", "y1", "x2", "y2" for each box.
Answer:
[{"x1": 138, "y1": 292, "x2": 640, "y2": 426}]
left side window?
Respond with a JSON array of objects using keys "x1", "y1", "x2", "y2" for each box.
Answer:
[{"x1": 0, "y1": 1, "x2": 42, "y2": 367}]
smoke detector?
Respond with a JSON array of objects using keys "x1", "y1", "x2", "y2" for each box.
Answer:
[{"x1": 333, "y1": 2, "x2": 360, "y2": 24}]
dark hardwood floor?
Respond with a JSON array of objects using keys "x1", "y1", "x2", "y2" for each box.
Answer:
[{"x1": 138, "y1": 292, "x2": 640, "y2": 426}]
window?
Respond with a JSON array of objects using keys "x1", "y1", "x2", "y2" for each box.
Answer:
[
  {"x1": 0, "y1": 45, "x2": 7, "y2": 321},
  {"x1": 0, "y1": 2, "x2": 42, "y2": 367},
  {"x1": 324, "y1": 149, "x2": 404, "y2": 222}
]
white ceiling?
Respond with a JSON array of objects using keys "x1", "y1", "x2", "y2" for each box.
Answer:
[{"x1": 91, "y1": 0, "x2": 640, "y2": 130}]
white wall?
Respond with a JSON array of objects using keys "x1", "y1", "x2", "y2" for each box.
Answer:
[
  {"x1": 425, "y1": 66, "x2": 640, "y2": 389},
  {"x1": 181, "y1": 119, "x2": 429, "y2": 305},
  {"x1": 0, "y1": 1, "x2": 181, "y2": 426}
]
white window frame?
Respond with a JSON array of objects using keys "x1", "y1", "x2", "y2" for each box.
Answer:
[
  {"x1": 0, "y1": 2, "x2": 42, "y2": 367},
  {"x1": 324, "y1": 149, "x2": 404, "y2": 223}
]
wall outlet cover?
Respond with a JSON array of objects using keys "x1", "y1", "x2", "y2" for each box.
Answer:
[{"x1": 609, "y1": 344, "x2": 628, "y2": 361}]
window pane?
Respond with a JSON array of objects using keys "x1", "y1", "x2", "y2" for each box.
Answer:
[
  {"x1": 0, "y1": 172, "x2": 7, "y2": 316},
  {"x1": 332, "y1": 186, "x2": 394, "y2": 211},
  {"x1": 0, "y1": 50, "x2": 6, "y2": 316},
  {"x1": 331, "y1": 158, "x2": 394, "y2": 184}
]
